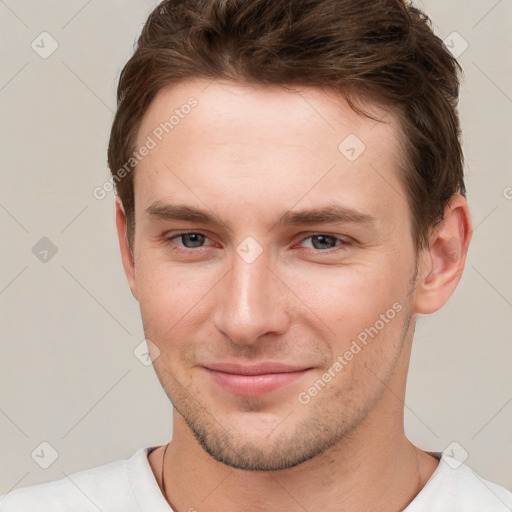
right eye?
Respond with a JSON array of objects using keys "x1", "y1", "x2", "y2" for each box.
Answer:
[{"x1": 165, "y1": 232, "x2": 213, "y2": 250}]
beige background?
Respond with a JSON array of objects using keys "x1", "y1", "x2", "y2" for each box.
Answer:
[{"x1": 1, "y1": 0, "x2": 511, "y2": 496}]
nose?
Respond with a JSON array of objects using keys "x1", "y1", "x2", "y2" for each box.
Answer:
[{"x1": 212, "y1": 251, "x2": 290, "y2": 346}]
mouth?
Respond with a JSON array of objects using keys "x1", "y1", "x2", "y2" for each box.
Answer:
[{"x1": 201, "y1": 362, "x2": 313, "y2": 397}]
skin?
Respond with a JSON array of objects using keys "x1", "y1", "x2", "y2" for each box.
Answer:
[{"x1": 116, "y1": 79, "x2": 472, "y2": 511}]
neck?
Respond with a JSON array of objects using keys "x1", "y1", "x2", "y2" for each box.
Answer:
[{"x1": 159, "y1": 396, "x2": 437, "y2": 512}]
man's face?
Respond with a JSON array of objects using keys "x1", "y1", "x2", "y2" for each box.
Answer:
[{"x1": 125, "y1": 79, "x2": 420, "y2": 470}]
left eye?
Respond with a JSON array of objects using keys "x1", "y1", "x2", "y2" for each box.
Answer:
[{"x1": 300, "y1": 235, "x2": 346, "y2": 251}]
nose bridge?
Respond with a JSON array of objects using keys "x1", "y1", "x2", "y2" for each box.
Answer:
[{"x1": 213, "y1": 248, "x2": 288, "y2": 345}]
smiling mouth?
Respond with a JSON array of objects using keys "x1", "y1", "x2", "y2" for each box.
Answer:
[{"x1": 202, "y1": 363, "x2": 313, "y2": 397}]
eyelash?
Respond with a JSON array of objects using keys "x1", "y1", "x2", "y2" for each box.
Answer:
[{"x1": 164, "y1": 232, "x2": 350, "y2": 253}]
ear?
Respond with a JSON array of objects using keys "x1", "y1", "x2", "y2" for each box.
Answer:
[
  {"x1": 413, "y1": 194, "x2": 472, "y2": 314},
  {"x1": 115, "y1": 196, "x2": 138, "y2": 301}
]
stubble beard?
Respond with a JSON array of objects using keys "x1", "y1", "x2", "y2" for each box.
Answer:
[{"x1": 159, "y1": 307, "x2": 414, "y2": 471}]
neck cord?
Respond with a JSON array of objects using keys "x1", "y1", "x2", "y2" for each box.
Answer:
[{"x1": 161, "y1": 443, "x2": 179, "y2": 511}]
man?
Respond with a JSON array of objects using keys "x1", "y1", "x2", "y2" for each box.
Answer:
[{"x1": 2, "y1": 0, "x2": 511, "y2": 510}]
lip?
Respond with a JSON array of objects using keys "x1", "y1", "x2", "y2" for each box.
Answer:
[{"x1": 202, "y1": 363, "x2": 312, "y2": 397}]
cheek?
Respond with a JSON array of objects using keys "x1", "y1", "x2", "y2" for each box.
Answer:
[
  {"x1": 134, "y1": 239, "x2": 414, "y2": 353},
  {"x1": 283, "y1": 256, "x2": 410, "y2": 334},
  {"x1": 135, "y1": 255, "x2": 214, "y2": 341}
]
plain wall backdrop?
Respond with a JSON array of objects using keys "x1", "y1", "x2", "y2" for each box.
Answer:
[{"x1": 1, "y1": 0, "x2": 511, "y2": 496}]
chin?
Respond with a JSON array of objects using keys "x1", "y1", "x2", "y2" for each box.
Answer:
[{"x1": 177, "y1": 404, "x2": 353, "y2": 472}]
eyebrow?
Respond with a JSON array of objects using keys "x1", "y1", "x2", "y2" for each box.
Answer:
[
  {"x1": 145, "y1": 202, "x2": 376, "y2": 230},
  {"x1": 274, "y1": 204, "x2": 376, "y2": 228}
]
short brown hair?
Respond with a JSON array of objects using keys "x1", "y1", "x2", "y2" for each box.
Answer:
[{"x1": 108, "y1": 0, "x2": 465, "y2": 252}]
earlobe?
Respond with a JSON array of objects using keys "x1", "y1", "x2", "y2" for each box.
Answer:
[
  {"x1": 115, "y1": 196, "x2": 138, "y2": 301},
  {"x1": 413, "y1": 194, "x2": 472, "y2": 314}
]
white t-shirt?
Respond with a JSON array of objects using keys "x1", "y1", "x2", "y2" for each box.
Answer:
[{"x1": 1, "y1": 448, "x2": 511, "y2": 511}]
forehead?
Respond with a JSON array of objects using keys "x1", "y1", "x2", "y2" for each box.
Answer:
[
  {"x1": 137, "y1": 79, "x2": 400, "y2": 151},
  {"x1": 134, "y1": 79, "x2": 407, "y2": 230}
]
